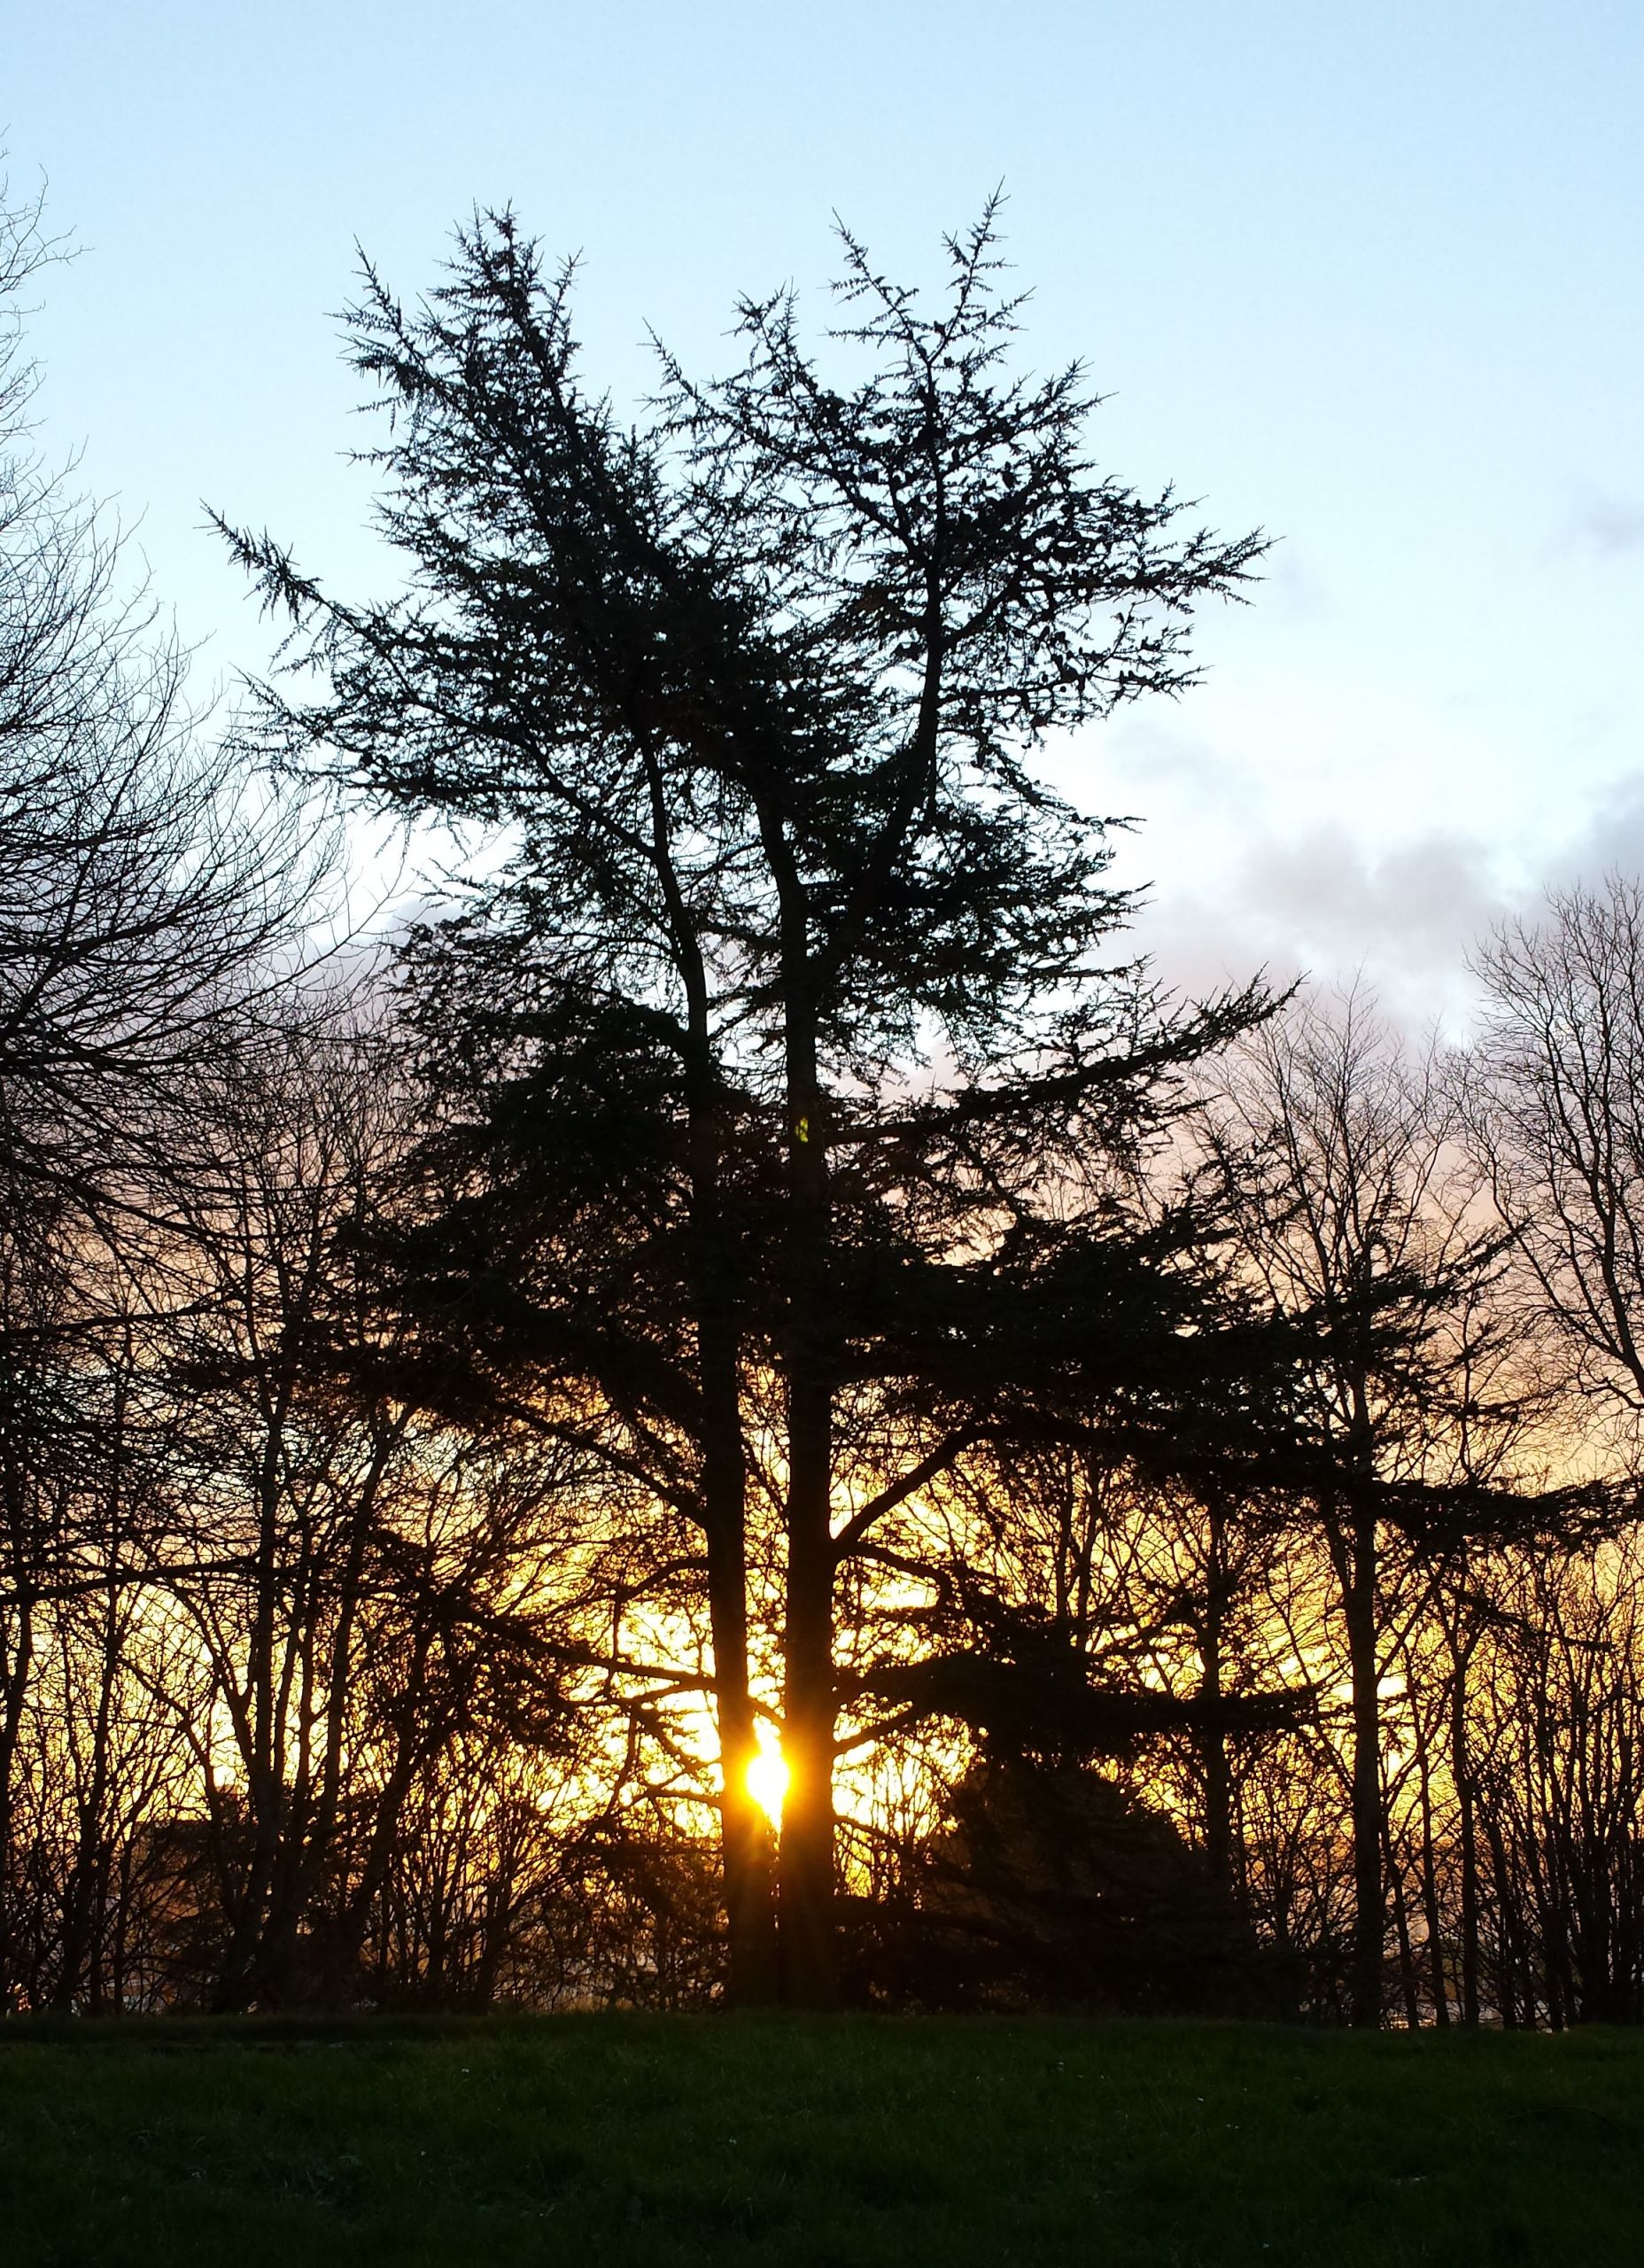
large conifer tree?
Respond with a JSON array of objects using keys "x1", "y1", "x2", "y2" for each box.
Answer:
[{"x1": 222, "y1": 204, "x2": 1269, "y2": 2005}]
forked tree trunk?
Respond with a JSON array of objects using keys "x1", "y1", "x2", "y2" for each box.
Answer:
[
  {"x1": 661, "y1": 755, "x2": 779, "y2": 2008},
  {"x1": 686, "y1": 1062, "x2": 778, "y2": 2005}
]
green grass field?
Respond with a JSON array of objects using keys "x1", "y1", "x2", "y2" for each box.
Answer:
[{"x1": 0, "y1": 2012, "x2": 1636, "y2": 2265}]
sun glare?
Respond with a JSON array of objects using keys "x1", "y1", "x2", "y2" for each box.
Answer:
[{"x1": 746, "y1": 1728, "x2": 790, "y2": 1828}]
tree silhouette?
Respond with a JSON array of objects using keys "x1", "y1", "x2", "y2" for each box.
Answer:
[{"x1": 221, "y1": 202, "x2": 1272, "y2": 2004}]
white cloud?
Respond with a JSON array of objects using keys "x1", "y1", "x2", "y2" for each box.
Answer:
[{"x1": 1552, "y1": 492, "x2": 1644, "y2": 561}]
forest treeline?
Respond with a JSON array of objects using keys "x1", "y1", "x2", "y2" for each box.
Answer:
[{"x1": 4, "y1": 182, "x2": 1644, "y2": 2027}]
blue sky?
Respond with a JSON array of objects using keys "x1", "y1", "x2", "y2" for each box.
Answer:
[{"x1": 8, "y1": 0, "x2": 1642, "y2": 1021}]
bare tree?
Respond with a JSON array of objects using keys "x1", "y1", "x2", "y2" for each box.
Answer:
[
  {"x1": 0, "y1": 175, "x2": 332, "y2": 2005},
  {"x1": 1198, "y1": 991, "x2": 1530, "y2": 2023},
  {"x1": 1466, "y1": 875, "x2": 1644, "y2": 1445}
]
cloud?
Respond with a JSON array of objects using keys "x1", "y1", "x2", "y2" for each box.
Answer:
[
  {"x1": 1128, "y1": 821, "x2": 1514, "y2": 1035},
  {"x1": 1239, "y1": 825, "x2": 1502, "y2": 960},
  {"x1": 1552, "y1": 493, "x2": 1644, "y2": 560},
  {"x1": 1548, "y1": 773, "x2": 1644, "y2": 889}
]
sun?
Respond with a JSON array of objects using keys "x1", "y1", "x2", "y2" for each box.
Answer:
[{"x1": 745, "y1": 1728, "x2": 789, "y2": 1829}]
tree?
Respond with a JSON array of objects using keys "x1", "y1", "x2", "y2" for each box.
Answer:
[
  {"x1": 0, "y1": 175, "x2": 329, "y2": 2000},
  {"x1": 0, "y1": 185, "x2": 322, "y2": 1229},
  {"x1": 1465, "y1": 874, "x2": 1644, "y2": 1445},
  {"x1": 221, "y1": 202, "x2": 1268, "y2": 2004},
  {"x1": 1197, "y1": 992, "x2": 1558, "y2": 2023}
]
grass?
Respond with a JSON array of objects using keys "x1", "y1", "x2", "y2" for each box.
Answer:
[{"x1": 0, "y1": 2011, "x2": 1638, "y2": 2265}]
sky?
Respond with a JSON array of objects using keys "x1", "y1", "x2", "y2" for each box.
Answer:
[{"x1": 7, "y1": 0, "x2": 1643, "y2": 1028}]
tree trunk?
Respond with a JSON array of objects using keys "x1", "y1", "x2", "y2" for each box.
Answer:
[
  {"x1": 1345, "y1": 1509, "x2": 1384, "y2": 2027},
  {"x1": 660, "y1": 756, "x2": 779, "y2": 2009},
  {"x1": 691, "y1": 1122, "x2": 776, "y2": 2006},
  {"x1": 1481, "y1": 1802, "x2": 1519, "y2": 2026},
  {"x1": 1198, "y1": 1501, "x2": 1238, "y2": 1902},
  {"x1": 1389, "y1": 1842, "x2": 1422, "y2": 2027},
  {"x1": 1452, "y1": 1654, "x2": 1481, "y2": 2024},
  {"x1": 779, "y1": 1483, "x2": 836, "y2": 2008},
  {"x1": 0, "y1": 1588, "x2": 34, "y2": 2006},
  {"x1": 1416, "y1": 1721, "x2": 1448, "y2": 2024},
  {"x1": 703, "y1": 1478, "x2": 778, "y2": 2007},
  {"x1": 776, "y1": 978, "x2": 837, "y2": 2009}
]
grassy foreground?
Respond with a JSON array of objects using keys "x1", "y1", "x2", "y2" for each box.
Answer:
[{"x1": 0, "y1": 2012, "x2": 1638, "y2": 2266}]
